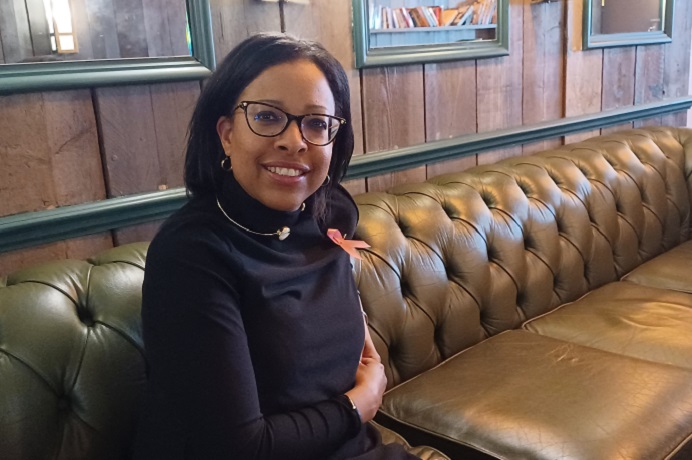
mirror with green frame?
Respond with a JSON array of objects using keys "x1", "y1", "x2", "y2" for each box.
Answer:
[
  {"x1": 584, "y1": 0, "x2": 674, "y2": 49},
  {"x1": 0, "y1": 0, "x2": 215, "y2": 94},
  {"x1": 353, "y1": 0, "x2": 509, "y2": 68}
]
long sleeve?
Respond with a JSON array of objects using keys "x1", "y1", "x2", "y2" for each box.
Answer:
[{"x1": 135, "y1": 228, "x2": 362, "y2": 460}]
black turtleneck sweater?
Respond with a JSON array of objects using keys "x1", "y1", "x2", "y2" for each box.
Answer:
[{"x1": 133, "y1": 175, "x2": 415, "y2": 460}]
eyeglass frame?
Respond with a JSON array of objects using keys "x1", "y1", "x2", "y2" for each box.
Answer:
[{"x1": 233, "y1": 100, "x2": 347, "y2": 146}]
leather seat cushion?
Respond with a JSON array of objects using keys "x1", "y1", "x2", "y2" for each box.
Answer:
[
  {"x1": 371, "y1": 421, "x2": 450, "y2": 460},
  {"x1": 523, "y1": 281, "x2": 692, "y2": 369},
  {"x1": 377, "y1": 330, "x2": 692, "y2": 460},
  {"x1": 622, "y1": 239, "x2": 692, "y2": 294}
]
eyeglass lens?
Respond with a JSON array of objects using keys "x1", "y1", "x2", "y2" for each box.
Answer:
[{"x1": 243, "y1": 102, "x2": 341, "y2": 146}]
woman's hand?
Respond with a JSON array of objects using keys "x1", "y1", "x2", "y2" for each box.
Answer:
[
  {"x1": 345, "y1": 357, "x2": 386, "y2": 423},
  {"x1": 345, "y1": 317, "x2": 386, "y2": 423},
  {"x1": 361, "y1": 319, "x2": 380, "y2": 361}
]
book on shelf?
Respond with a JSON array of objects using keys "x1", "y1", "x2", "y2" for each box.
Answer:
[
  {"x1": 386, "y1": 7, "x2": 394, "y2": 28},
  {"x1": 441, "y1": 8, "x2": 460, "y2": 26},
  {"x1": 391, "y1": 8, "x2": 402, "y2": 28},
  {"x1": 399, "y1": 7, "x2": 415, "y2": 27},
  {"x1": 409, "y1": 7, "x2": 429, "y2": 27},
  {"x1": 456, "y1": 5, "x2": 473, "y2": 26},
  {"x1": 430, "y1": 6, "x2": 443, "y2": 26},
  {"x1": 468, "y1": 0, "x2": 497, "y2": 25},
  {"x1": 422, "y1": 6, "x2": 439, "y2": 27}
]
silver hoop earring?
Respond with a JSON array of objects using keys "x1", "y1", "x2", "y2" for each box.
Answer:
[
  {"x1": 321, "y1": 175, "x2": 331, "y2": 187},
  {"x1": 220, "y1": 156, "x2": 232, "y2": 172}
]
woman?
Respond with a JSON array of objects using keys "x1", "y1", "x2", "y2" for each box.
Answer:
[{"x1": 133, "y1": 33, "x2": 419, "y2": 459}]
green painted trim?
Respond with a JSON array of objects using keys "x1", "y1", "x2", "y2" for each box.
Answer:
[
  {"x1": 1, "y1": 96, "x2": 691, "y2": 253},
  {"x1": 352, "y1": 0, "x2": 510, "y2": 68},
  {"x1": 346, "y1": 97, "x2": 692, "y2": 179},
  {"x1": 187, "y1": 0, "x2": 216, "y2": 71},
  {"x1": 0, "y1": 0, "x2": 215, "y2": 95},
  {"x1": 583, "y1": 0, "x2": 674, "y2": 50},
  {"x1": 0, "y1": 189, "x2": 188, "y2": 253}
]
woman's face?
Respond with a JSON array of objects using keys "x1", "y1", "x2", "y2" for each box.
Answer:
[{"x1": 216, "y1": 60, "x2": 336, "y2": 212}]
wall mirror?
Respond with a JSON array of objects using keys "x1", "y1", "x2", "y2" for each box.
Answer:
[
  {"x1": 583, "y1": 0, "x2": 674, "y2": 49},
  {"x1": 352, "y1": 0, "x2": 509, "y2": 68},
  {"x1": 0, "y1": 0, "x2": 214, "y2": 94}
]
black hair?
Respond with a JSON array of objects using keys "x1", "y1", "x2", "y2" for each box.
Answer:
[{"x1": 184, "y1": 32, "x2": 354, "y2": 221}]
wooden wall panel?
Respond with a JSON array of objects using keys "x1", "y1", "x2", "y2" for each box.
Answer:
[
  {"x1": 95, "y1": 85, "x2": 161, "y2": 196},
  {"x1": 210, "y1": 0, "x2": 281, "y2": 63},
  {"x1": 0, "y1": 93, "x2": 55, "y2": 215},
  {"x1": 113, "y1": 0, "x2": 149, "y2": 58},
  {"x1": 142, "y1": 0, "x2": 190, "y2": 57},
  {"x1": 96, "y1": 81, "x2": 198, "y2": 195},
  {"x1": 0, "y1": 0, "x2": 33, "y2": 63},
  {"x1": 564, "y1": 0, "x2": 603, "y2": 144},
  {"x1": 633, "y1": 44, "x2": 665, "y2": 128},
  {"x1": 361, "y1": 65, "x2": 426, "y2": 192},
  {"x1": 42, "y1": 90, "x2": 108, "y2": 205},
  {"x1": 283, "y1": 0, "x2": 366, "y2": 196},
  {"x1": 662, "y1": 0, "x2": 692, "y2": 127},
  {"x1": 0, "y1": 90, "x2": 105, "y2": 215},
  {"x1": 477, "y1": 0, "x2": 524, "y2": 165},
  {"x1": 95, "y1": 81, "x2": 199, "y2": 242},
  {"x1": 24, "y1": 0, "x2": 51, "y2": 56},
  {"x1": 150, "y1": 82, "x2": 201, "y2": 188},
  {"x1": 601, "y1": 47, "x2": 636, "y2": 135},
  {"x1": 522, "y1": 0, "x2": 564, "y2": 155},
  {"x1": 424, "y1": 60, "x2": 477, "y2": 178},
  {"x1": 85, "y1": 0, "x2": 121, "y2": 59},
  {"x1": 0, "y1": 234, "x2": 113, "y2": 277},
  {"x1": 71, "y1": 0, "x2": 96, "y2": 60},
  {"x1": 0, "y1": 90, "x2": 111, "y2": 272}
]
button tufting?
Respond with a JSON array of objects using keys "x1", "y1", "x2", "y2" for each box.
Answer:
[
  {"x1": 57, "y1": 397, "x2": 70, "y2": 411},
  {"x1": 77, "y1": 308, "x2": 96, "y2": 327}
]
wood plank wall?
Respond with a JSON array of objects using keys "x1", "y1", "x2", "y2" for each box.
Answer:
[{"x1": 1, "y1": 0, "x2": 691, "y2": 275}]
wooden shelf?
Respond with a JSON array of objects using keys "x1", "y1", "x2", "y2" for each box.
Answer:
[{"x1": 371, "y1": 24, "x2": 497, "y2": 34}]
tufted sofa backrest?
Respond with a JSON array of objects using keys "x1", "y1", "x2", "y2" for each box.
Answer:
[
  {"x1": 352, "y1": 127, "x2": 692, "y2": 388},
  {"x1": 0, "y1": 243, "x2": 148, "y2": 460}
]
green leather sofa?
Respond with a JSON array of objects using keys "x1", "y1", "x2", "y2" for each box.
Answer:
[{"x1": 1, "y1": 127, "x2": 691, "y2": 459}]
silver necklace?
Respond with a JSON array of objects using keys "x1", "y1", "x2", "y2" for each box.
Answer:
[{"x1": 216, "y1": 197, "x2": 291, "y2": 240}]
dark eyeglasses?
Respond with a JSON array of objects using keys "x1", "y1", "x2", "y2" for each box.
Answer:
[{"x1": 234, "y1": 101, "x2": 346, "y2": 146}]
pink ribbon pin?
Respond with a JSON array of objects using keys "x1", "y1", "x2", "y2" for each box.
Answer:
[{"x1": 327, "y1": 228, "x2": 371, "y2": 260}]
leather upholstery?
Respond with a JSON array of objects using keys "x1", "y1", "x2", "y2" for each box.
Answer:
[
  {"x1": 371, "y1": 422, "x2": 450, "y2": 460},
  {"x1": 350, "y1": 127, "x2": 692, "y2": 458},
  {"x1": 622, "y1": 239, "x2": 692, "y2": 293},
  {"x1": 524, "y1": 281, "x2": 692, "y2": 369},
  {"x1": 0, "y1": 243, "x2": 148, "y2": 460},
  {"x1": 352, "y1": 127, "x2": 691, "y2": 388},
  {"x1": 378, "y1": 330, "x2": 692, "y2": 460}
]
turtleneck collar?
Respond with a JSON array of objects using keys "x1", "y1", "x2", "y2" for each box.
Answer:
[{"x1": 216, "y1": 173, "x2": 311, "y2": 235}]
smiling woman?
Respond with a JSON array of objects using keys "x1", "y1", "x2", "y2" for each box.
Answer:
[
  {"x1": 133, "y1": 32, "x2": 440, "y2": 460},
  {"x1": 0, "y1": 0, "x2": 215, "y2": 94}
]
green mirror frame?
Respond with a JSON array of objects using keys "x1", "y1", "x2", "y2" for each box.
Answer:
[
  {"x1": 352, "y1": 0, "x2": 509, "y2": 68},
  {"x1": 0, "y1": 0, "x2": 215, "y2": 95},
  {"x1": 583, "y1": 0, "x2": 674, "y2": 49}
]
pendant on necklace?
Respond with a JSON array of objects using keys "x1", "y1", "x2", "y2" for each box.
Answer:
[{"x1": 277, "y1": 227, "x2": 291, "y2": 240}]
